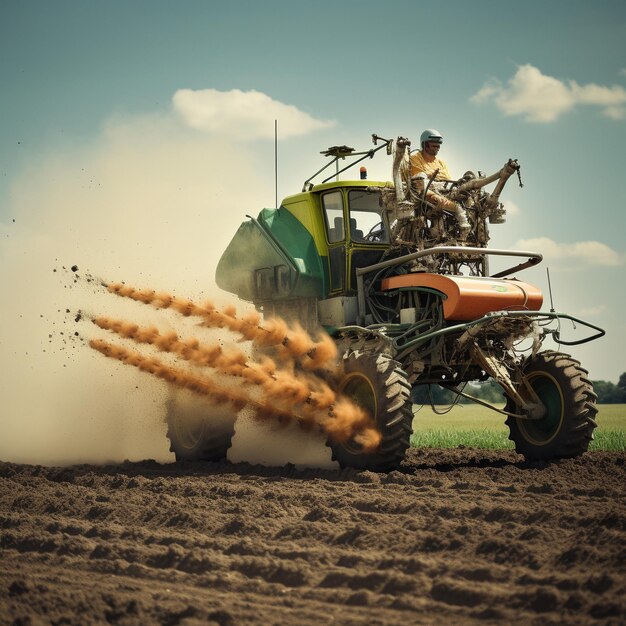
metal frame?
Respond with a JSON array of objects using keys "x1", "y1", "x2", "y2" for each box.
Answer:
[{"x1": 302, "y1": 135, "x2": 393, "y2": 191}]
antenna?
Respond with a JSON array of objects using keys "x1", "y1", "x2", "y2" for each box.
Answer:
[
  {"x1": 546, "y1": 267, "x2": 555, "y2": 312},
  {"x1": 274, "y1": 120, "x2": 278, "y2": 209}
]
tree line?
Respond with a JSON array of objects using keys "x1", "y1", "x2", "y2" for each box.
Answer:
[
  {"x1": 412, "y1": 373, "x2": 626, "y2": 405},
  {"x1": 591, "y1": 372, "x2": 626, "y2": 404}
]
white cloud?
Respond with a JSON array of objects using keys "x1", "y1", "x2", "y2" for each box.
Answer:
[
  {"x1": 515, "y1": 237, "x2": 623, "y2": 266},
  {"x1": 173, "y1": 88, "x2": 336, "y2": 139},
  {"x1": 471, "y1": 64, "x2": 626, "y2": 122}
]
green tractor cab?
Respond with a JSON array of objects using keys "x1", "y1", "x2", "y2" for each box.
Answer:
[{"x1": 216, "y1": 180, "x2": 394, "y2": 328}]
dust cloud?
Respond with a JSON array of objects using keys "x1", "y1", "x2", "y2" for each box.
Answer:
[
  {"x1": 0, "y1": 113, "x2": 333, "y2": 466},
  {"x1": 228, "y1": 406, "x2": 338, "y2": 469},
  {"x1": 86, "y1": 286, "x2": 380, "y2": 452}
]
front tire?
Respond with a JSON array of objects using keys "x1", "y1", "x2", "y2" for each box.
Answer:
[
  {"x1": 328, "y1": 349, "x2": 413, "y2": 471},
  {"x1": 166, "y1": 390, "x2": 236, "y2": 462},
  {"x1": 505, "y1": 351, "x2": 598, "y2": 461}
]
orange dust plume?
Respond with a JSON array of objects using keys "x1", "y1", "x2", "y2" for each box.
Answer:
[
  {"x1": 92, "y1": 317, "x2": 331, "y2": 411},
  {"x1": 105, "y1": 283, "x2": 338, "y2": 370},
  {"x1": 89, "y1": 333, "x2": 380, "y2": 452},
  {"x1": 90, "y1": 338, "x2": 247, "y2": 411}
]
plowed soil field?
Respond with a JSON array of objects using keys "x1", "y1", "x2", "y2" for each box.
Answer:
[{"x1": 1, "y1": 449, "x2": 625, "y2": 625}]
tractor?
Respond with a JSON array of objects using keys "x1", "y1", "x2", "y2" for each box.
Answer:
[{"x1": 167, "y1": 134, "x2": 604, "y2": 471}]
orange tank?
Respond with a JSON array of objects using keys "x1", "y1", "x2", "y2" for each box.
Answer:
[{"x1": 380, "y1": 274, "x2": 543, "y2": 321}]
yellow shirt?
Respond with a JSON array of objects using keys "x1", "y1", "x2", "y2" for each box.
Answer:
[{"x1": 410, "y1": 151, "x2": 452, "y2": 180}]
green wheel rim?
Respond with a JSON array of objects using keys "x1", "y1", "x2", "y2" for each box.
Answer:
[{"x1": 518, "y1": 372, "x2": 564, "y2": 445}]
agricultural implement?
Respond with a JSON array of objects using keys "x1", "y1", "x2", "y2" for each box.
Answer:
[{"x1": 167, "y1": 134, "x2": 605, "y2": 471}]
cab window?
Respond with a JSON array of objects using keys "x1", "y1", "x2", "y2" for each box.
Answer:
[
  {"x1": 348, "y1": 189, "x2": 388, "y2": 243},
  {"x1": 322, "y1": 191, "x2": 345, "y2": 243}
]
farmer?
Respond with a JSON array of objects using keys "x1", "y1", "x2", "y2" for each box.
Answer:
[
  {"x1": 410, "y1": 129, "x2": 470, "y2": 235},
  {"x1": 409, "y1": 129, "x2": 452, "y2": 181}
]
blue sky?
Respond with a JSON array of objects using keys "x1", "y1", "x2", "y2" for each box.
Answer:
[{"x1": 1, "y1": 0, "x2": 624, "y2": 402}]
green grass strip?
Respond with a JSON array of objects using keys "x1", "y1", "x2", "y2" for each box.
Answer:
[
  {"x1": 410, "y1": 404, "x2": 625, "y2": 451},
  {"x1": 410, "y1": 428, "x2": 625, "y2": 451},
  {"x1": 410, "y1": 429, "x2": 513, "y2": 450},
  {"x1": 590, "y1": 430, "x2": 626, "y2": 452}
]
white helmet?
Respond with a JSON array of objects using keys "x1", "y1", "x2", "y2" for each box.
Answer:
[{"x1": 420, "y1": 129, "x2": 443, "y2": 148}]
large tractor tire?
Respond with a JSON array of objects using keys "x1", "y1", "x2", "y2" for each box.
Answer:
[
  {"x1": 328, "y1": 348, "x2": 413, "y2": 472},
  {"x1": 504, "y1": 351, "x2": 598, "y2": 461},
  {"x1": 166, "y1": 390, "x2": 236, "y2": 462}
]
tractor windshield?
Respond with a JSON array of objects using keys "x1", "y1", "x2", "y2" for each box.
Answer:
[{"x1": 348, "y1": 189, "x2": 388, "y2": 244}]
